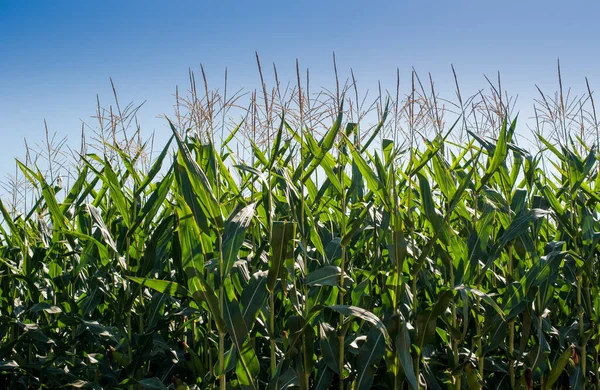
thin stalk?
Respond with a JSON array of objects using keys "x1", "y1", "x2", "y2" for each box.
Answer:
[
  {"x1": 400, "y1": 71, "x2": 416, "y2": 390},
  {"x1": 412, "y1": 274, "x2": 420, "y2": 387},
  {"x1": 508, "y1": 245, "x2": 515, "y2": 388},
  {"x1": 218, "y1": 232, "x2": 226, "y2": 390},
  {"x1": 297, "y1": 59, "x2": 311, "y2": 390},
  {"x1": 339, "y1": 245, "x2": 346, "y2": 390},
  {"x1": 338, "y1": 154, "x2": 347, "y2": 390},
  {"x1": 450, "y1": 260, "x2": 460, "y2": 390},
  {"x1": 206, "y1": 313, "x2": 213, "y2": 378},
  {"x1": 126, "y1": 232, "x2": 135, "y2": 387},
  {"x1": 270, "y1": 290, "x2": 277, "y2": 377},
  {"x1": 578, "y1": 274, "x2": 586, "y2": 382},
  {"x1": 538, "y1": 293, "x2": 544, "y2": 389}
]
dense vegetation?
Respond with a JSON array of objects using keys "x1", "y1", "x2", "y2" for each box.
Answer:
[{"x1": 1, "y1": 63, "x2": 600, "y2": 389}]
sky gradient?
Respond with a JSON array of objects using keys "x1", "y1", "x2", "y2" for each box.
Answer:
[{"x1": 1, "y1": 0, "x2": 600, "y2": 190}]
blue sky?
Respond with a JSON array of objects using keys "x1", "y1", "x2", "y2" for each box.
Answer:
[{"x1": 1, "y1": 0, "x2": 600, "y2": 186}]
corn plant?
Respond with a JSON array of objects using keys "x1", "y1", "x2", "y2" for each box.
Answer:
[{"x1": 1, "y1": 63, "x2": 600, "y2": 389}]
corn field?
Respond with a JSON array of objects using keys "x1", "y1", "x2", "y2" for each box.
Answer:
[{"x1": 1, "y1": 63, "x2": 600, "y2": 389}]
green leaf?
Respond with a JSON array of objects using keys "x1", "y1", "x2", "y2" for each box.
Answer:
[
  {"x1": 102, "y1": 159, "x2": 131, "y2": 228},
  {"x1": 128, "y1": 277, "x2": 189, "y2": 298},
  {"x1": 240, "y1": 271, "x2": 268, "y2": 328},
  {"x1": 268, "y1": 115, "x2": 285, "y2": 170},
  {"x1": 318, "y1": 322, "x2": 340, "y2": 374},
  {"x1": 275, "y1": 367, "x2": 300, "y2": 389},
  {"x1": 487, "y1": 117, "x2": 510, "y2": 175},
  {"x1": 235, "y1": 339, "x2": 260, "y2": 387},
  {"x1": 418, "y1": 172, "x2": 449, "y2": 244},
  {"x1": 171, "y1": 120, "x2": 224, "y2": 228},
  {"x1": 417, "y1": 289, "x2": 454, "y2": 347},
  {"x1": 458, "y1": 285, "x2": 505, "y2": 321},
  {"x1": 60, "y1": 165, "x2": 88, "y2": 215},
  {"x1": 543, "y1": 346, "x2": 572, "y2": 390},
  {"x1": 267, "y1": 221, "x2": 296, "y2": 292},
  {"x1": 314, "y1": 364, "x2": 334, "y2": 390},
  {"x1": 137, "y1": 377, "x2": 168, "y2": 390},
  {"x1": 347, "y1": 142, "x2": 390, "y2": 210},
  {"x1": 327, "y1": 305, "x2": 391, "y2": 347},
  {"x1": 191, "y1": 277, "x2": 226, "y2": 335},
  {"x1": 355, "y1": 327, "x2": 386, "y2": 390},
  {"x1": 129, "y1": 169, "x2": 174, "y2": 235},
  {"x1": 222, "y1": 203, "x2": 255, "y2": 277},
  {"x1": 176, "y1": 198, "x2": 206, "y2": 279},
  {"x1": 135, "y1": 135, "x2": 173, "y2": 197},
  {"x1": 299, "y1": 102, "x2": 343, "y2": 183},
  {"x1": 396, "y1": 321, "x2": 418, "y2": 390},
  {"x1": 0, "y1": 198, "x2": 23, "y2": 248},
  {"x1": 87, "y1": 204, "x2": 118, "y2": 253},
  {"x1": 222, "y1": 120, "x2": 243, "y2": 148},
  {"x1": 223, "y1": 296, "x2": 257, "y2": 388},
  {"x1": 360, "y1": 99, "x2": 389, "y2": 152},
  {"x1": 306, "y1": 265, "x2": 353, "y2": 288}
]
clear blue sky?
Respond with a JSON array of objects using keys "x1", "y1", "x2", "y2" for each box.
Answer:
[{"x1": 1, "y1": 0, "x2": 599, "y2": 186}]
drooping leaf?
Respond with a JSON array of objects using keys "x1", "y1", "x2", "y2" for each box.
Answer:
[
  {"x1": 306, "y1": 265, "x2": 353, "y2": 288},
  {"x1": 328, "y1": 305, "x2": 391, "y2": 347},
  {"x1": 355, "y1": 326, "x2": 386, "y2": 390},
  {"x1": 222, "y1": 203, "x2": 255, "y2": 277}
]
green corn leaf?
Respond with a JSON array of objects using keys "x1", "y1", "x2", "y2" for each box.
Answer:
[
  {"x1": 175, "y1": 160, "x2": 211, "y2": 235},
  {"x1": 306, "y1": 265, "x2": 353, "y2": 288},
  {"x1": 355, "y1": 326, "x2": 386, "y2": 390},
  {"x1": 360, "y1": 99, "x2": 389, "y2": 152},
  {"x1": 271, "y1": 367, "x2": 300, "y2": 389},
  {"x1": 137, "y1": 377, "x2": 168, "y2": 390},
  {"x1": 111, "y1": 143, "x2": 143, "y2": 187},
  {"x1": 543, "y1": 346, "x2": 572, "y2": 390},
  {"x1": 327, "y1": 305, "x2": 391, "y2": 347},
  {"x1": 396, "y1": 321, "x2": 418, "y2": 390},
  {"x1": 223, "y1": 295, "x2": 257, "y2": 388},
  {"x1": 299, "y1": 103, "x2": 343, "y2": 183},
  {"x1": 267, "y1": 221, "x2": 296, "y2": 292},
  {"x1": 235, "y1": 339, "x2": 259, "y2": 388},
  {"x1": 191, "y1": 277, "x2": 226, "y2": 335},
  {"x1": 249, "y1": 137, "x2": 269, "y2": 166},
  {"x1": 268, "y1": 114, "x2": 285, "y2": 170},
  {"x1": 314, "y1": 364, "x2": 335, "y2": 390},
  {"x1": 240, "y1": 271, "x2": 268, "y2": 328},
  {"x1": 406, "y1": 125, "x2": 454, "y2": 176},
  {"x1": 135, "y1": 134, "x2": 173, "y2": 197},
  {"x1": 418, "y1": 172, "x2": 449, "y2": 244},
  {"x1": 176, "y1": 198, "x2": 205, "y2": 279},
  {"x1": 128, "y1": 277, "x2": 189, "y2": 298},
  {"x1": 458, "y1": 285, "x2": 505, "y2": 321},
  {"x1": 417, "y1": 289, "x2": 454, "y2": 347},
  {"x1": 87, "y1": 204, "x2": 118, "y2": 253},
  {"x1": 0, "y1": 198, "x2": 23, "y2": 248},
  {"x1": 103, "y1": 159, "x2": 131, "y2": 228},
  {"x1": 222, "y1": 203, "x2": 255, "y2": 277},
  {"x1": 60, "y1": 165, "x2": 88, "y2": 215},
  {"x1": 18, "y1": 161, "x2": 70, "y2": 232},
  {"x1": 318, "y1": 322, "x2": 340, "y2": 374},
  {"x1": 171, "y1": 120, "x2": 224, "y2": 228},
  {"x1": 431, "y1": 153, "x2": 455, "y2": 200},
  {"x1": 537, "y1": 133, "x2": 565, "y2": 161},
  {"x1": 222, "y1": 120, "x2": 243, "y2": 148},
  {"x1": 224, "y1": 295, "x2": 249, "y2": 349},
  {"x1": 129, "y1": 169, "x2": 173, "y2": 235},
  {"x1": 347, "y1": 141, "x2": 390, "y2": 210}
]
